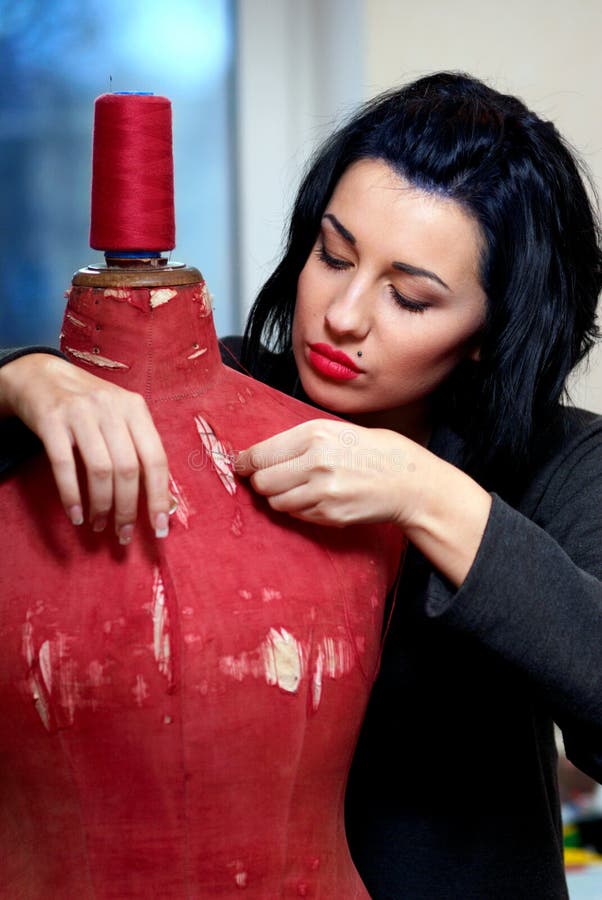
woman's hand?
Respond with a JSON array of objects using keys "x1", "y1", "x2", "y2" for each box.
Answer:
[
  {"x1": 0, "y1": 354, "x2": 171, "y2": 542},
  {"x1": 235, "y1": 419, "x2": 419, "y2": 528},
  {"x1": 236, "y1": 419, "x2": 493, "y2": 588}
]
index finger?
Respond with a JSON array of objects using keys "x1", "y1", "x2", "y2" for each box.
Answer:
[{"x1": 235, "y1": 421, "x2": 315, "y2": 476}]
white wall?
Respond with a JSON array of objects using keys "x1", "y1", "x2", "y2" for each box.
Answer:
[{"x1": 235, "y1": 0, "x2": 364, "y2": 319}]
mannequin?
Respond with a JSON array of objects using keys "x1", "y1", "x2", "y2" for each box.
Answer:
[{"x1": 0, "y1": 267, "x2": 403, "y2": 897}]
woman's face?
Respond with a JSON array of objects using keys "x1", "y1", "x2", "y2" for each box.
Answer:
[{"x1": 292, "y1": 158, "x2": 487, "y2": 439}]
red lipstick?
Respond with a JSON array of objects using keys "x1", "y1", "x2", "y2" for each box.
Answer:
[{"x1": 308, "y1": 343, "x2": 363, "y2": 381}]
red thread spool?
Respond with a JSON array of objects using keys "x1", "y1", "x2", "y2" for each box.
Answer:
[{"x1": 90, "y1": 93, "x2": 175, "y2": 253}]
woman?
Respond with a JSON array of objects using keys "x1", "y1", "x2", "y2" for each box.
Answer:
[{"x1": 1, "y1": 72, "x2": 601, "y2": 898}]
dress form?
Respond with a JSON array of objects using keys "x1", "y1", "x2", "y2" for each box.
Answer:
[{"x1": 0, "y1": 269, "x2": 403, "y2": 897}]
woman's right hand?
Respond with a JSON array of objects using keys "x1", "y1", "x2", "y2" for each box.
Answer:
[{"x1": 0, "y1": 354, "x2": 171, "y2": 544}]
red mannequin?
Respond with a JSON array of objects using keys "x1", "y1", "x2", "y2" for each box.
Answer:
[{"x1": 0, "y1": 269, "x2": 402, "y2": 897}]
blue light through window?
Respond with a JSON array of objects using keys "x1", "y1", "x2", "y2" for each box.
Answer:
[{"x1": 0, "y1": 0, "x2": 236, "y2": 343}]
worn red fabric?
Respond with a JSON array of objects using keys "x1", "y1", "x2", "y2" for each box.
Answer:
[{"x1": 0, "y1": 276, "x2": 403, "y2": 897}]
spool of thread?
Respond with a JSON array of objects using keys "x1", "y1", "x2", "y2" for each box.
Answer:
[{"x1": 90, "y1": 92, "x2": 175, "y2": 253}]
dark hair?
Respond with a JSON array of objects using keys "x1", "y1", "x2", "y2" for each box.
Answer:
[{"x1": 242, "y1": 71, "x2": 601, "y2": 484}]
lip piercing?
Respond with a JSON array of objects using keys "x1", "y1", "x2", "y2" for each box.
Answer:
[{"x1": 357, "y1": 351, "x2": 363, "y2": 357}]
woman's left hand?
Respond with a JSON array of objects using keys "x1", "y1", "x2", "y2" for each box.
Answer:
[{"x1": 235, "y1": 419, "x2": 419, "y2": 529}]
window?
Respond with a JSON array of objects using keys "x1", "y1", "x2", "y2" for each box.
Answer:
[{"x1": 0, "y1": 0, "x2": 236, "y2": 344}]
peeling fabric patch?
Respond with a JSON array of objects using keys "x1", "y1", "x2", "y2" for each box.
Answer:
[
  {"x1": 103, "y1": 288, "x2": 132, "y2": 300},
  {"x1": 231, "y1": 509, "x2": 243, "y2": 536},
  {"x1": 318, "y1": 636, "x2": 355, "y2": 678},
  {"x1": 96, "y1": 286, "x2": 147, "y2": 312},
  {"x1": 193, "y1": 282, "x2": 212, "y2": 317},
  {"x1": 150, "y1": 567, "x2": 172, "y2": 683},
  {"x1": 168, "y1": 475, "x2": 191, "y2": 529},
  {"x1": 20, "y1": 614, "x2": 112, "y2": 730},
  {"x1": 219, "y1": 629, "x2": 358, "y2": 708},
  {"x1": 311, "y1": 637, "x2": 355, "y2": 711},
  {"x1": 39, "y1": 640, "x2": 53, "y2": 694},
  {"x1": 22, "y1": 627, "x2": 81, "y2": 730},
  {"x1": 187, "y1": 346, "x2": 207, "y2": 360},
  {"x1": 262, "y1": 628, "x2": 305, "y2": 692},
  {"x1": 22, "y1": 614, "x2": 35, "y2": 668},
  {"x1": 28, "y1": 671, "x2": 52, "y2": 731},
  {"x1": 220, "y1": 627, "x2": 307, "y2": 693},
  {"x1": 149, "y1": 288, "x2": 177, "y2": 308},
  {"x1": 43, "y1": 634, "x2": 78, "y2": 726},
  {"x1": 194, "y1": 414, "x2": 237, "y2": 495},
  {"x1": 311, "y1": 648, "x2": 324, "y2": 712},
  {"x1": 65, "y1": 347, "x2": 129, "y2": 370},
  {"x1": 229, "y1": 860, "x2": 248, "y2": 889},
  {"x1": 65, "y1": 313, "x2": 87, "y2": 328}
]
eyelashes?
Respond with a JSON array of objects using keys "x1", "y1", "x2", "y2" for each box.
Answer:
[
  {"x1": 388, "y1": 285, "x2": 429, "y2": 314},
  {"x1": 315, "y1": 243, "x2": 430, "y2": 314},
  {"x1": 316, "y1": 244, "x2": 350, "y2": 271}
]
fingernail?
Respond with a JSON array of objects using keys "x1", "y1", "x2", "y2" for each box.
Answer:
[
  {"x1": 118, "y1": 524, "x2": 134, "y2": 546},
  {"x1": 68, "y1": 505, "x2": 84, "y2": 526},
  {"x1": 92, "y1": 515, "x2": 108, "y2": 533},
  {"x1": 155, "y1": 512, "x2": 169, "y2": 539}
]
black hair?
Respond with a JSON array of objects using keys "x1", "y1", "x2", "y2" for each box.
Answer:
[{"x1": 242, "y1": 72, "x2": 601, "y2": 485}]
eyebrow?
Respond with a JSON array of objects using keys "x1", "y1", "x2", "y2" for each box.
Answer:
[
  {"x1": 323, "y1": 213, "x2": 356, "y2": 244},
  {"x1": 392, "y1": 261, "x2": 450, "y2": 291},
  {"x1": 322, "y1": 213, "x2": 450, "y2": 291}
]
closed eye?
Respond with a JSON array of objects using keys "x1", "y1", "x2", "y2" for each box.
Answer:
[
  {"x1": 317, "y1": 241, "x2": 430, "y2": 313},
  {"x1": 316, "y1": 243, "x2": 352, "y2": 271},
  {"x1": 389, "y1": 285, "x2": 430, "y2": 314}
]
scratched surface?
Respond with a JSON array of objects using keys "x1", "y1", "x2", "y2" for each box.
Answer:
[{"x1": 0, "y1": 280, "x2": 403, "y2": 897}]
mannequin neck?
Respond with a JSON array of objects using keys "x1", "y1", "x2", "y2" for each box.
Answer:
[{"x1": 61, "y1": 274, "x2": 223, "y2": 400}]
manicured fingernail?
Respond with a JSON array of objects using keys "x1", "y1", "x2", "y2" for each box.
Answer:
[
  {"x1": 92, "y1": 515, "x2": 108, "y2": 533},
  {"x1": 118, "y1": 524, "x2": 134, "y2": 546},
  {"x1": 155, "y1": 512, "x2": 169, "y2": 539},
  {"x1": 68, "y1": 505, "x2": 84, "y2": 526}
]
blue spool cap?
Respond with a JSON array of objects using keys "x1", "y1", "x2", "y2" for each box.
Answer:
[{"x1": 105, "y1": 251, "x2": 162, "y2": 259}]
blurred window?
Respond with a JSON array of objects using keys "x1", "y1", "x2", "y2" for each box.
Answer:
[{"x1": 0, "y1": 0, "x2": 237, "y2": 344}]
